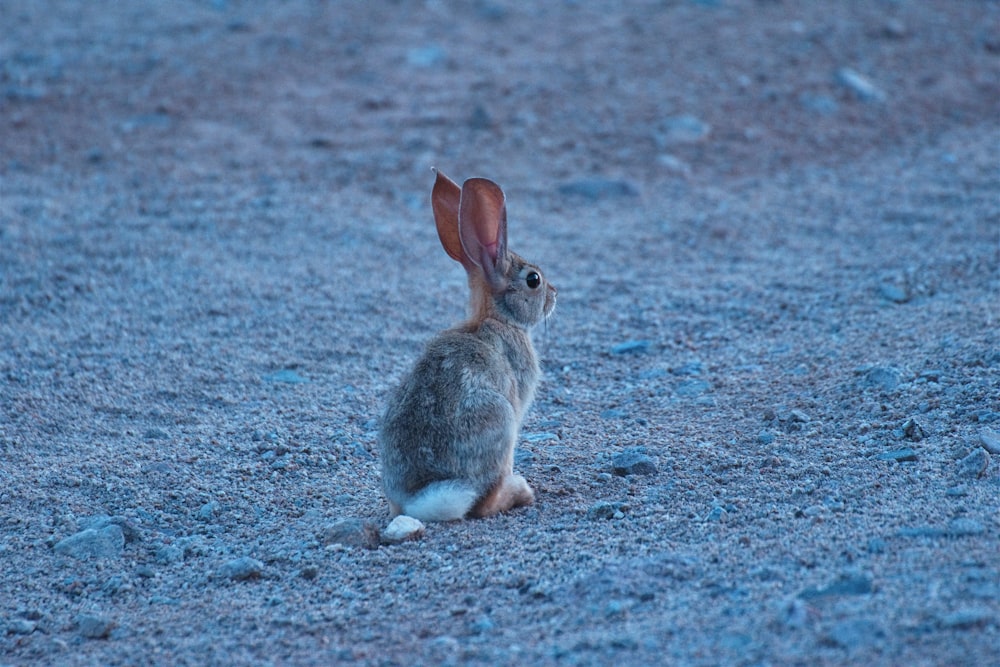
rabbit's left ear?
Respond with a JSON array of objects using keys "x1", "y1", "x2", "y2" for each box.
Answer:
[
  {"x1": 431, "y1": 169, "x2": 473, "y2": 269},
  {"x1": 459, "y1": 178, "x2": 508, "y2": 289}
]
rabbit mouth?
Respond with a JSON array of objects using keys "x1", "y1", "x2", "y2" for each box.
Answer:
[{"x1": 543, "y1": 284, "x2": 557, "y2": 318}]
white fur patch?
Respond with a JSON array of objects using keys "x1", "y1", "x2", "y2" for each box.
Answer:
[{"x1": 403, "y1": 481, "x2": 479, "y2": 522}]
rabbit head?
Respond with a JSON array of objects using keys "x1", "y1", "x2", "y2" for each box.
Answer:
[{"x1": 431, "y1": 170, "x2": 556, "y2": 328}]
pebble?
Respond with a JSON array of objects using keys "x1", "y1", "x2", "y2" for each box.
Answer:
[
  {"x1": 611, "y1": 448, "x2": 658, "y2": 476},
  {"x1": 219, "y1": 556, "x2": 264, "y2": 581},
  {"x1": 54, "y1": 525, "x2": 125, "y2": 560},
  {"x1": 320, "y1": 518, "x2": 381, "y2": 550},
  {"x1": 956, "y1": 448, "x2": 990, "y2": 479},
  {"x1": 675, "y1": 379, "x2": 711, "y2": 397},
  {"x1": 657, "y1": 115, "x2": 711, "y2": 144},
  {"x1": 406, "y1": 44, "x2": 447, "y2": 68},
  {"x1": 76, "y1": 613, "x2": 114, "y2": 639},
  {"x1": 557, "y1": 178, "x2": 638, "y2": 201},
  {"x1": 610, "y1": 340, "x2": 652, "y2": 355},
  {"x1": 757, "y1": 431, "x2": 775, "y2": 445},
  {"x1": 938, "y1": 609, "x2": 995, "y2": 630},
  {"x1": 861, "y1": 366, "x2": 901, "y2": 391},
  {"x1": 155, "y1": 545, "x2": 184, "y2": 564},
  {"x1": 799, "y1": 571, "x2": 873, "y2": 599},
  {"x1": 380, "y1": 515, "x2": 426, "y2": 544},
  {"x1": 263, "y1": 369, "x2": 309, "y2": 384},
  {"x1": 979, "y1": 427, "x2": 1000, "y2": 455},
  {"x1": 705, "y1": 506, "x2": 728, "y2": 522},
  {"x1": 799, "y1": 93, "x2": 839, "y2": 116},
  {"x1": 8, "y1": 618, "x2": 37, "y2": 635},
  {"x1": 836, "y1": 67, "x2": 886, "y2": 102},
  {"x1": 878, "y1": 283, "x2": 909, "y2": 303},
  {"x1": 947, "y1": 517, "x2": 985, "y2": 536},
  {"x1": 877, "y1": 448, "x2": 918, "y2": 463},
  {"x1": 900, "y1": 418, "x2": 926, "y2": 441},
  {"x1": 198, "y1": 501, "x2": 221, "y2": 520},
  {"x1": 822, "y1": 618, "x2": 885, "y2": 650},
  {"x1": 587, "y1": 501, "x2": 627, "y2": 520}
]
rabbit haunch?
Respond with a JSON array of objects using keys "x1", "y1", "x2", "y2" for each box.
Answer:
[{"x1": 377, "y1": 171, "x2": 556, "y2": 522}]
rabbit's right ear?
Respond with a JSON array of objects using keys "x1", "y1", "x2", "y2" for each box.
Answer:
[{"x1": 431, "y1": 169, "x2": 472, "y2": 269}]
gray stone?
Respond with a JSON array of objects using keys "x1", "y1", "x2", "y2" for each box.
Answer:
[
  {"x1": 799, "y1": 571, "x2": 873, "y2": 599},
  {"x1": 822, "y1": 618, "x2": 885, "y2": 649},
  {"x1": 862, "y1": 366, "x2": 901, "y2": 391},
  {"x1": 836, "y1": 67, "x2": 886, "y2": 102},
  {"x1": 658, "y1": 115, "x2": 711, "y2": 144},
  {"x1": 957, "y1": 448, "x2": 990, "y2": 479},
  {"x1": 263, "y1": 369, "x2": 308, "y2": 384},
  {"x1": 587, "y1": 501, "x2": 627, "y2": 520},
  {"x1": 610, "y1": 340, "x2": 652, "y2": 355},
  {"x1": 901, "y1": 418, "x2": 926, "y2": 441},
  {"x1": 877, "y1": 448, "x2": 918, "y2": 463},
  {"x1": 54, "y1": 525, "x2": 125, "y2": 560},
  {"x1": 675, "y1": 379, "x2": 711, "y2": 397},
  {"x1": 380, "y1": 515, "x2": 425, "y2": 544},
  {"x1": 611, "y1": 448, "x2": 658, "y2": 476},
  {"x1": 938, "y1": 609, "x2": 995, "y2": 630},
  {"x1": 76, "y1": 614, "x2": 114, "y2": 639},
  {"x1": 320, "y1": 518, "x2": 380, "y2": 550},
  {"x1": 947, "y1": 517, "x2": 985, "y2": 536},
  {"x1": 8, "y1": 618, "x2": 37, "y2": 635},
  {"x1": 979, "y1": 428, "x2": 1000, "y2": 455},
  {"x1": 219, "y1": 556, "x2": 264, "y2": 581},
  {"x1": 878, "y1": 283, "x2": 909, "y2": 303},
  {"x1": 155, "y1": 545, "x2": 184, "y2": 564}
]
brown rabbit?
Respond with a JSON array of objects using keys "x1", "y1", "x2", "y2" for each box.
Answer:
[{"x1": 377, "y1": 171, "x2": 556, "y2": 521}]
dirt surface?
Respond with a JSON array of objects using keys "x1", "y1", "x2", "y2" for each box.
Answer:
[{"x1": 2, "y1": 1, "x2": 999, "y2": 665}]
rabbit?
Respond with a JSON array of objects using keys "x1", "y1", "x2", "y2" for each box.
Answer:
[{"x1": 377, "y1": 170, "x2": 557, "y2": 522}]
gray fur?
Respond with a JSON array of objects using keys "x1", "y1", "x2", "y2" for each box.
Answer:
[{"x1": 378, "y1": 175, "x2": 556, "y2": 521}]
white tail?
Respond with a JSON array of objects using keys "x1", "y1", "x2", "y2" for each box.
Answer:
[{"x1": 402, "y1": 481, "x2": 479, "y2": 522}]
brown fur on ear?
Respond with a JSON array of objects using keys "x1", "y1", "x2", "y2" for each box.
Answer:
[
  {"x1": 431, "y1": 169, "x2": 471, "y2": 268},
  {"x1": 459, "y1": 177, "x2": 508, "y2": 290}
]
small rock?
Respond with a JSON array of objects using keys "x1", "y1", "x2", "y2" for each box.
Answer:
[
  {"x1": 757, "y1": 431, "x2": 775, "y2": 445},
  {"x1": 558, "y1": 178, "x2": 638, "y2": 201},
  {"x1": 198, "y1": 501, "x2": 220, "y2": 520},
  {"x1": 263, "y1": 369, "x2": 309, "y2": 384},
  {"x1": 76, "y1": 614, "x2": 114, "y2": 639},
  {"x1": 957, "y1": 448, "x2": 990, "y2": 479},
  {"x1": 705, "y1": 506, "x2": 728, "y2": 522},
  {"x1": 406, "y1": 44, "x2": 447, "y2": 68},
  {"x1": 822, "y1": 618, "x2": 885, "y2": 650},
  {"x1": 799, "y1": 571, "x2": 873, "y2": 599},
  {"x1": 381, "y1": 515, "x2": 426, "y2": 544},
  {"x1": 836, "y1": 67, "x2": 886, "y2": 102},
  {"x1": 881, "y1": 18, "x2": 907, "y2": 39},
  {"x1": 155, "y1": 545, "x2": 184, "y2": 564},
  {"x1": 658, "y1": 115, "x2": 711, "y2": 144},
  {"x1": 901, "y1": 418, "x2": 926, "y2": 441},
  {"x1": 611, "y1": 448, "x2": 658, "y2": 476},
  {"x1": 947, "y1": 517, "x2": 985, "y2": 536},
  {"x1": 8, "y1": 618, "x2": 37, "y2": 635},
  {"x1": 877, "y1": 448, "x2": 918, "y2": 463},
  {"x1": 219, "y1": 556, "x2": 264, "y2": 581},
  {"x1": 861, "y1": 366, "x2": 901, "y2": 391},
  {"x1": 878, "y1": 283, "x2": 909, "y2": 303},
  {"x1": 979, "y1": 428, "x2": 1000, "y2": 455},
  {"x1": 54, "y1": 525, "x2": 125, "y2": 560},
  {"x1": 675, "y1": 379, "x2": 711, "y2": 397},
  {"x1": 320, "y1": 518, "x2": 380, "y2": 550},
  {"x1": 299, "y1": 566, "x2": 319, "y2": 580},
  {"x1": 600, "y1": 409, "x2": 628, "y2": 420},
  {"x1": 587, "y1": 501, "x2": 627, "y2": 520},
  {"x1": 938, "y1": 609, "x2": 995, "y2": 630},
  {"x1": 610, "y1": 340, "x2": 651, "y2": 355}
]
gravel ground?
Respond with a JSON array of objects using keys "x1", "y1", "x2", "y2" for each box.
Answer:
[{"x1": 2, "y1": 1, "x2": 998, "y2": 665}]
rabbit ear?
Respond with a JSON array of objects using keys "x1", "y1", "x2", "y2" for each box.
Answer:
[
  {"x1": 431, "y1": 169, "x2": 472, "y2": 268},
  {"x1": 459, "y1": 178, "x2": 508, "y2": 289}
]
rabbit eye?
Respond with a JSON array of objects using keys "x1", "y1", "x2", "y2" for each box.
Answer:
[{"x1": 526, "y1": 272, "x2": 541, "y2": 289}]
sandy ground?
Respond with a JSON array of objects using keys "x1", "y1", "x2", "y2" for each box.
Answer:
[{"x1": 2, "y1": 1, "x2": 999, "y2": 665}]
